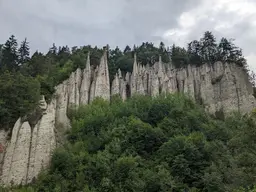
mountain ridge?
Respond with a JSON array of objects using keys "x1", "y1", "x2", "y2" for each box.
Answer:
[{"x1": 0, "y1": 49, "x2": 255, "y2": 186}]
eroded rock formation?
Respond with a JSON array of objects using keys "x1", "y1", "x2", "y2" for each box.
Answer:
[{"x1": 0, "y1": 50, "x2": 255, "y2": 186}]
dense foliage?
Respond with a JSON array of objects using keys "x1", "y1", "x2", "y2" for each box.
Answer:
[
  {"x1": 0, "y1": 31, "x2": 251, "y2": 130},
  {"x1": 4, "y1": 94, "x2": 254, "y2": 192},
  {"x1": 0, "y1": 71, "x2": 40, "y2": 129}
]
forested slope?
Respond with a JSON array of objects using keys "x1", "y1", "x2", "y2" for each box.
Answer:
[
  {"x1": 0, "y1": 31, "x2": 254, "y2": 130},
  {"x1": 4, "y1": 94, "x2": 256, "y2": 192},
  {"x1": 0, "y1": 31, "x2": 256, "y2": 191}
]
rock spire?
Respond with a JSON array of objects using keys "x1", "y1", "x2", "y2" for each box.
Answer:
[{"x1": 1, "y1": 51, "x2": 255, "y2": 186}]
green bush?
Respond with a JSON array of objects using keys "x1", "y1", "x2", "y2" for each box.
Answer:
[
  {"x1": 0, "y1": 71, "x2": 40, "y2": 128},
  {"x1": 11, "y1": 94, "x2": 256, "y2": 192}
]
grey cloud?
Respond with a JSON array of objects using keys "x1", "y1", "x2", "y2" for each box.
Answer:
[
  {"x1": 0, "y1": 0, "x2": 201, "y2": 52},
  {"x1": 0, "y1": 0, "x2": 255, "y2": 71},
  {"x1": 166, "y1": 1, "x2": 256, "y2": 69}
]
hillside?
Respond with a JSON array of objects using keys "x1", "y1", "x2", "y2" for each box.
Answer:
[
  {"x1": 0, "y1": 31, "x2": 253, "y2": 130},
  {"x1": 4, "y1": 94, "x2": 256, "y2": 191},
  {"x1": 0, "y1": 31, "x2": 256, "y2": 191}
]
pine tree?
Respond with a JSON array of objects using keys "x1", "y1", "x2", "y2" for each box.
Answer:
[
  {"x1": 1, "y1": 35, "x2": 18, "y2": 71},
  {"x1": 159, "y1": 41, "x2": 166, "y2": 52},
  {"x1": 171, "y1": 44, "x2": 189, "y2": 68},
  {"x1": 49, "y1": 43, "x2": 57, "y2": 55},
  {"x1": 0, "y1": 44, "x2": 3, "y2": 68},
  {"x1": 200, "y1": 31, "x2": 217, "y2": 64},
  {"x1": 124, "y1": 45, "x2": 131, "y2": 53},
  {"x1": 18, "y1": 38, "x2": 30, "y2": 65},
  {"x1": 188, "y1": 40, "x2": 201, "y2": 65},
  {"x1": 28, "y1": 51, "x2": 47, "y2": 77}
]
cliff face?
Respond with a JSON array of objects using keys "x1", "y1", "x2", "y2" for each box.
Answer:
[{"x1": 0, "y1": 51, "x2": 255, "y2": 186}]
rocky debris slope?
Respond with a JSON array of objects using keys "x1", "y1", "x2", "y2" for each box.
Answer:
[{"x1": 0, "y1": 50, "x2": 255, "y2": 186}]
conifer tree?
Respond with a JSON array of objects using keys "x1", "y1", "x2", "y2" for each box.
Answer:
[
  {"x1": 0, "y1": 44, "x2": 3, "y2": 68},
  {"x1": 124, "y1": 45, "x2": 131, "y2": 53},
  {"x1": 200, "y1": 31, "x2": 217, "y2": 64},
  {"x1": 1, "y1": 35, "x2": 18, "y2": 71},
  {"x1": 18, "y1": 38, "x2": 30, "y2": 65},
  {"x1": 188, "y1": 40, "x2": 201, "y2": 65},
  {"x1": 49, "y1": 43, "x2": 57, "y2": 55}
]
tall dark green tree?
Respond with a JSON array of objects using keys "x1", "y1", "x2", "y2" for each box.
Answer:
[
  {"x1": 124, "y1": 45, "x2": 131, "y2": 53},
  {"x1": 1, "y1": 35, "x2": 18, "y2": 71},
  {"x1": 0, "y1": 71, "x2": 40, "y2": 128},
  {"x1": 171, "y1": 44, "x2": 189, "y2": 68},
  {"x1": 159, "y1": 41, "x2": 170, "y2": 63},
  {"x1": 218, "y1": 37, "x2": 232, "y2": 61},
  {"x1": 200, "y1": 31, "x2": 217, "y2": 64},
  {"x1": 109, "y1": 46, "x2": 123, "y2": 81},
  {"x1": 27, "y1": 51, "x2": 47, "y2": 77},
  {"x1": 217, "y1": 37, "x2": 247, "y2": 67},
  {"x1": 159, "y1": 41, "x2": 166, "y2": 52},
  {"x1": 188, "y1": 40, "x2": 202, "y2": 65},
  {"x1": 0, "y1": 44, "x2": 3, "y2": 67},
  {"x1": 18, "y1": 38, "x2": 30, "y2": 65},
  {"x1": 136, "y1": 42, "x2": 159, "y2": 65},
  {"x1": 49, "y1": 43, "x2": 57, "y2": 55}
]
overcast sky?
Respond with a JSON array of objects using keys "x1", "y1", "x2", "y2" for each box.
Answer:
[{"x1": 0, "y1": 0, "x2": 255, "y2": 71}]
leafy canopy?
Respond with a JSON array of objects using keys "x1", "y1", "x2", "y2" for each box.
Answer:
[{"x1": 10, "y1": 94, "x2": 256, "y2": 192}]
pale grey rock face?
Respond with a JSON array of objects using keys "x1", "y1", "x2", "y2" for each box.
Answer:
[
  {"x1": 1, "y1": 118, "x2": 22, "y2": 185},
  {"x1": 1, "y1": 51, "x2": 256, "y2": 187},
  {"x1": 68, "y1": 72, "x2": 76, "y2": 107},
  {"x1": 80, "y1": 53, "x2": 91, "y2": 105},
  {"x1": 111, "y1": 69, "x2": 127, "y2": 100},
  {"x1": 1, "y1": 96, "x2": 57, "y2": 186},
  {"x1": 27, "y1": 100, "x2": 56, "y2": 183},
  {"x1": 75, "y1": 68, "x2": 82, "y2": 107},
  {"x1": 112, "y1": 56, "x2": 256, "y2": 116},
  {"x1": 94, "y1": 51, "x2": 110, "y2": 101},
  {"x1": 137, "y1": 75, "x2": 145, "y2": 95},
  {"x1": 111, "y1": 73, "x2": 120, "y2": 96},
  {"x1": 0, "y1": 129, "x2": 8, "y2": 176},
  {"x1": 55, "y1": 80, "x2": 70, "y2": 130},
  {"x1": 68, "y1": 68, "x2": 82, "y2": 108},
  {"x1": 1, "y1": 120, "x2": 31, "y2": 186},
  {"x1": 130, "y1": 55, "x2": 138, "y2": 96},
  {"x1": 120, "y1": 80, "x2": 127, "y2": 101},
  {"x1": 150, "y1": 71, "x2": 159, "y2": 97},
  {"x1": 89, "y1": 67, "x2": 97, "y2": 103}
]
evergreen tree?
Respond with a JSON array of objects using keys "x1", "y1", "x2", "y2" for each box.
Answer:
[
  {"x1": 0, "y1": 44, "x2": 3, "y2": 68},
  {"x1": 57, "y1": 45, "x2": 71, "y2": 67},
  {"x1": 49, "y1": 43, "x2": 57, "y2": 55},
  {"x1": 18, "y1": 38, "x2": 30, "y2": 65},
  {"x1": 171, "y1": 44, "x2": 189, "y2": 68},
  {"x1": 218, "y1": 37, "x2": 232, "y2": 61},
  {"x1": 159, "y1": 41, "x2": 166, "y2": 52},
  {"x1": 158, "y1": 41, "x2": 170, "y2": 63},
  {"x1": 217, "y1": 38, "x2": 247, "y2": 67},
  {"x1": 28, "y1": 51, "x2": 47, "y2": 77},
  {"x1": 124, "y1": 45, "x2": 131, "y2": 53},
  {"x1": 187, "y1": 40, "x2": 202, "y2": 65},
  {"x1": 108, "y1": 46, "x2": 123, "y2": 80},
  {"x1": 0, "y1": 71, "x2": 40, "y2": 128},
  {"x1": 200, "y1": 31, "x2": 217, "y2": 64},
  {"x1": 1, "y1": 35, "x2": 18, "y2": 71},
  {"x1": 57, "y1": 45, "x2": 70, "y2": 56},
  {"x1": 133, "y1": 44, "x2": 137, "y2": 52}
]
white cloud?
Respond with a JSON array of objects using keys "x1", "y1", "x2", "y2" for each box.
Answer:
[
  {"x1": 247, "y1": 54, "x2": 256, "y2": 71},
  {"x1": 0, "y1": 0, "x2": 255, "y2": 71},
  {"x1": 162, "y1": 0, "x2": 256, "y2": 71}
]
